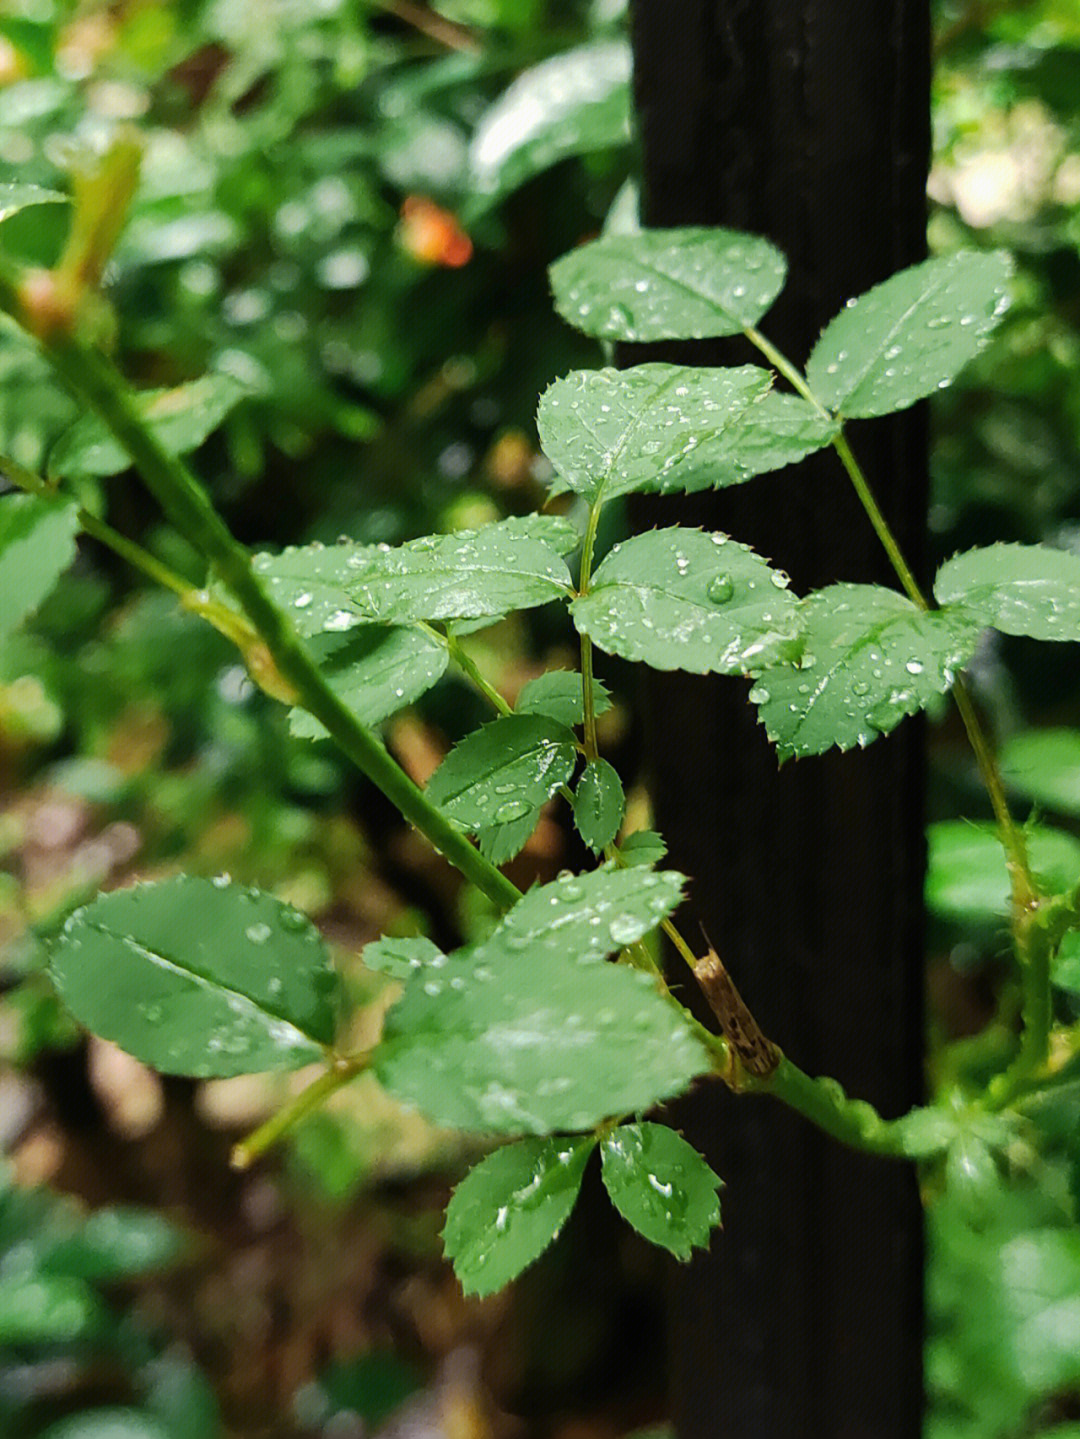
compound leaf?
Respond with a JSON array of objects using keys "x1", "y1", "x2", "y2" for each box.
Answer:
[
  {"x1": 469, "y1": 40, "x2": 631, "y2": 202},
  {"x1": 600, "y1": 1123, "x2": 722, "y2": 1260},
  {"x1": 934, "y1": 543, "x2": 1080, "y2": 641},
  {"x1": 573, "y1": 759, "x2": 625, "y2": 851},
  {"x1": 572, "y1": 527, "x2": 800, "y2": 674},
  {"x1": 443, "y1": 1136, "x2": 596, "y2": 1296},
  {"x1": 49, "y1": 877, "x2": 341, "y2": 1078},
  {"x1": 806, "y1": 251, "x2": 1012, "y2": 418},
  {"x1": 550, "y1": 227, "x2": 787, "y2": 342},
  {"x1": 0, "y1": 491, "x2": 79, "y2": 641},
  {"x1": 48, "y1": 373, "x2": 247, "y2": 480},
  {"x1": 537, "y1": 363, "x2": 772, "y2": 503},
  {"x1": 289, "y1": 627, "x2": 448, "y2": 739},
  {"x1": 750, "y1": 584, "x2": 981, "y2": 758},
  {"x1": 375, "y1": 939, "x2": 708, "y2": 1135},
  {"x1": 426, "y1": 714, "x2": 578, "y2": 829}
]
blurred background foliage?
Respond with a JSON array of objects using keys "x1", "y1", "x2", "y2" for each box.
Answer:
[{"x1": 3, "y1": 0, "x2": 1080, "y2": 1434}]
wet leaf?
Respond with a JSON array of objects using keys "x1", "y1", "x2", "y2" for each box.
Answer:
[
  {"x1": 443, "y1": 1136, "x2": 596, "y2": 1295},
  {"x1": 375, "y1": 936, "x2": 708, "y2": 1135},
  {"x1": 48, "y1": 373, "x2": 248, "y2": 479},
  {"x1": 550, "y1": 227, "x2": 787, "y2": 343},
  {"x1": 289, "y1": 627, "x2": 448, "y2": 739},
  {"x1": 426, "y1": 714, "x2": 578, "y2": 830},
  {"x1": 489, "y1": 864, "x2": 684, "y2": 962},
  {"x1": 470, "y1": 40, "x2": 631, "y2": 201},
  {"x1": 49, "y1": 877, "x2": 341, "y2": 1078},
  {"x1": 600, "y1": 1123, "x2": 721, "y2": 1260},
  {"x1": 750, "y1": 584, "x2": 981, "y2": 758},
  {"x1": 362, "y1": 936, "x2": 444, "y2": 982},
  {"x1": 572, "y1": 527, "x2": 801, "y2": 674},
  {"x1": 806, "y1": 251, "x2": 1012, "y2": 417},
  {"x1": 926, "y1": 822, "x2": 1080, "y2": 922},
  {"x1": 255, "y1": 520, "x2": 573, "y2": 636},
  {"x1": 537, "y1": 363, "x2": 772, "y2": 503},
  {"x1": 0, "y1": 491, "x2": 79, "y2": 641},
  {"x1": 476, "y1": 811, "x2": 541, "y2": 865},
  {"x1": 516, "y1": 670, "x2": 610, "y2": 728},
  {"x1": 934, "y1": 543, "x2": 1080, "y2": 641},
  {"x1": 573, "y1": 758, "x2": 625, "y2": 851},
  {"x1": 700, "y1": 391, "x2": 839, "y2": 486}
]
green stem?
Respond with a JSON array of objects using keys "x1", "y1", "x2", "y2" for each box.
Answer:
[
  {"x1": 231, "y1": 1057, "x2": 369, "y2": 1169},
  {"x1": 439, "y1": 627, "x2": 513, "y2": 717},
  {"x1": 1, "y1": 451, "x2": 196, "y2": 600},
  {"x1": 830, "y1": 431, "x2": 926, "y2": 610},
  {"x1": 12, "y1": 319, "x2": 519, "y2": 912},
  {"x1": 985, "y1": 921, "x2": 1054, "y2": 1109},
  {"x1": 746, "y1": 1058, "x2": 939, "y2": 1160}
]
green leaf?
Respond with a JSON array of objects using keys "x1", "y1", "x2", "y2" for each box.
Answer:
[
  {"x1": 48, "y1": 877, "x2": 341, "y2": 1078},
  {"x1": 549, "y1": 227, "x2": 787, "y2": 343},
  {"x1": 572, "y1": 528, "x2": 801, "y2": 675},
  {"x1": 255, "y1": 520, "x2": 573, "y2": 636},
  {"x1": 806, "y1": 251, "x2": 1012, "y2": 418},
  {"x1": 0, "y1": 491, "x2": 79, "y2": 641},
  {"x1": 289, "y1": 627, "x2": 448, "y2": 739},
  {"x1": 516, "y1": 670, "x2": 611, "y2": 728},
  {"x1": 475, "y1": 811, "x2": 541, "y2": 865},
  {"x1": 934, "y1": 543, "x2": 1080, "y2": 641},
  {"x1": 537, "y1": 363, "x2": 773, "y2": 503},
  {"x1": 926, "y1": 821, "x2": 1080, "y2": 922},
  {"x1": 0, "y1": 1272, "x2": 105, "y2": 1344},
  {"x1": 252, "y1": 541, "x2": 369, "y2": 639},
  {"x1": 500, "y1": 512, "x2": 582, "y2": 557},
  {"x1": 345, "y1": 525, "x2": 574, "y2": 626},
  {"x1": 617, "y1": 830, "x2": 668, "y2": 867},
  {"x1": 362, "y1": 935, "x2": 444, "y2": 981},
  {"x1": 701, "y1": 391, "x2": 840, "y2": 486},
  {"x1": 749, "y1": 585, "x2": 981, "y2": 758},
  {"x1": 38, "y1": 1207, "x2": 182, "y2": 1282},
  {"x1": 1000, "y1": 728, "x2": 1080, "y2": 816},
  {"x1": 1053, "y1": 929, "x2": 1080, "y2": 994},
  {"x1": 48, "y1": 373, "x2": 248, "y2": 480},
  {"x1": 0, "y1": 183, "x2": 67, "y2": 223},
  {"x1": 376, "y1": 941, "x2": 707, "y2": 1135},
  {"x1": 39, "y1": 1412, "x2": 172, "y2": 1439},
  {"x1": 490, "y1": 864, "x2": 684, "y2": 962},
  {"x1": 426, "y1": 714, "x2": 578, "y2": 829},
  {"x1": 469, "y1": 40, "x2": 631, "y2": 201},
  {"x1": 442, "y1": 1136, "x2": 596, "y2": 1296},
  {"x1": 573, "y1": 759, "x2": 625, "y2": 851},
  {"x1": 600, "y1": 1123, "x2": 722, "y2": 1260}
]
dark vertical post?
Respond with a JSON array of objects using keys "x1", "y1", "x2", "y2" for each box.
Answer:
[{"x1": 628, "y1": 3, "x2": 930, "y2": 1436}]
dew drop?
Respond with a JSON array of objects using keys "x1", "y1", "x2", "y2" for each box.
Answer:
[{"x1": 706, "y1": 575, "x2": 734, "y2": 605}]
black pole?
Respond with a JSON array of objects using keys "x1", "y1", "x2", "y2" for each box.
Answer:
[{"x1": 628, "y1": 3, "x2": 930, "y2": 1436}]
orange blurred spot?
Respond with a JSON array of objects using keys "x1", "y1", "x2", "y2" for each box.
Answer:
[{"x1": 399, "y1": 196, "x2": 473, "y2": 268}]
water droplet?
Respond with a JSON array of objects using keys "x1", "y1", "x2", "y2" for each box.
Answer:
[
  {"x1": 246, "y1": 922, "x2": 272, "y2": 944},
  {"x1": 324, "y1": 609, "x2": 358, "y2": 632},
  {"x1": 293, "y1": 592, "x2": 313, "y2": 609},
  {"x1": 706, "y1": 575, "x2": 734, "y2": 605},
  {"x1": 905, "y1": 659, "x2": 924, "y2": 675},
  {"x1": 278, "y1": 908, "x2": 308, "y2": 932}
]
